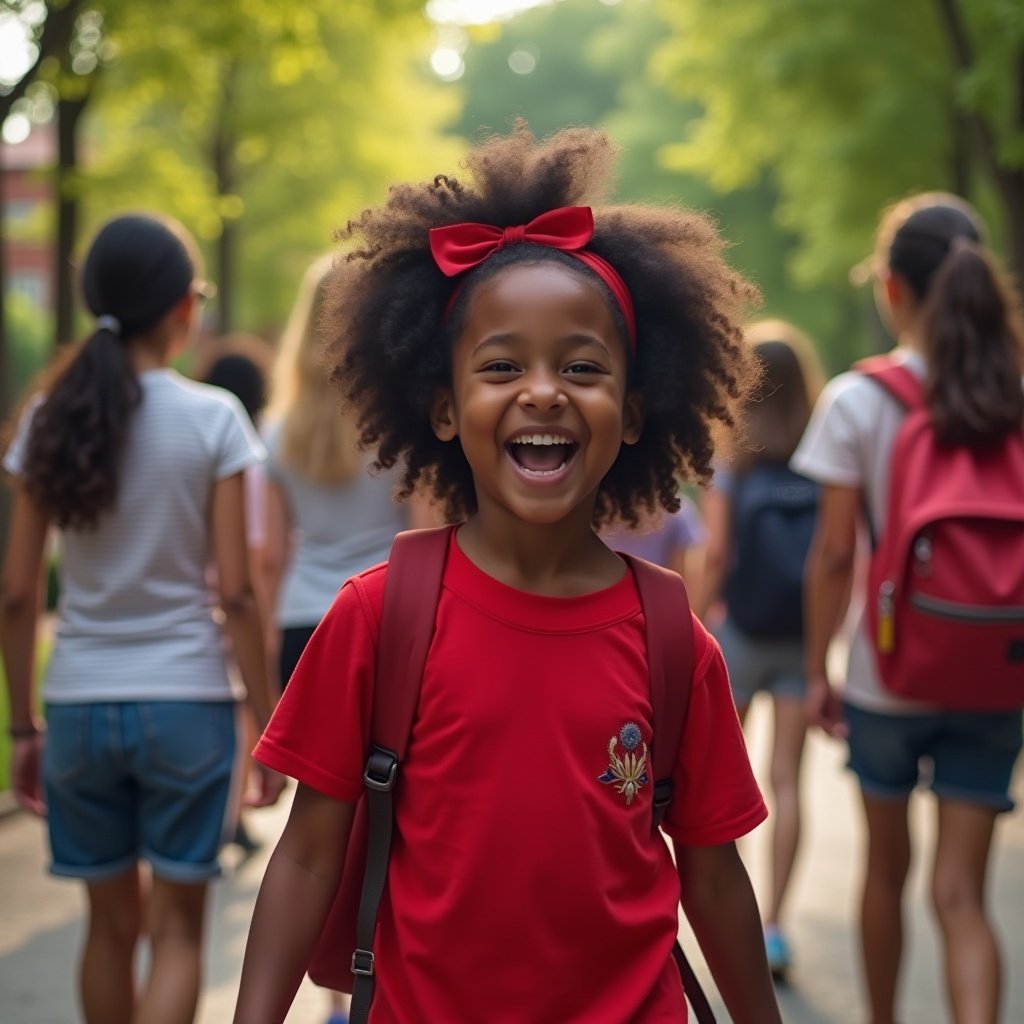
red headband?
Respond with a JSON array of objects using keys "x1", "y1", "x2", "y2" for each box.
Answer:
[{"x1": 428, "y1": 206, "x2": 637, "y2": 351}]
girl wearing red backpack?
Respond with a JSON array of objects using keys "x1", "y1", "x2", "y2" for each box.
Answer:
[
  {"x1": 794, "y1": 193, "x2": 1024, "y2": 1024},
  {"x1": 234, "y1": 123, "x2": 783, "y2": 1023}
]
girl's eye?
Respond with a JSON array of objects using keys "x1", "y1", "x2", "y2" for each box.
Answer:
[
  {"x1": 481, "y1": 360, "x2": 519, "y2": 374},
  {"x1": 564, "y1": 362, "x2": 602, "y2": 376}
]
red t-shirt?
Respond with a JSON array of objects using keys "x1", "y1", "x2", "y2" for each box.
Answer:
[{"x1": 256, "y1": 536, "x2": 766, "y2": 1023}]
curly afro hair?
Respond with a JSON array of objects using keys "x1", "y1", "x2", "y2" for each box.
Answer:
[{"x1": 324, "y1": 121, "x2": 760, "y2": 525}]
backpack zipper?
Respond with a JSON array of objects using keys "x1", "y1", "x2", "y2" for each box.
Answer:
[{"x1": 910, "y1": 592, "x2": 1024, "y2": 623}]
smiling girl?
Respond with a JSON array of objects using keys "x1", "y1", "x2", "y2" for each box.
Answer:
[{"x1": 234, "y1": 123, "x2": 782, "y2": 1024}]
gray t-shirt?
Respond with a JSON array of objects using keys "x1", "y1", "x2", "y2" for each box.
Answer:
[
  {"x1": 263, "y1": 422, "x2": 406, "y2": 628},
  {"x1": 3, "y1": 369, "x2": 264, "y2": 703}
]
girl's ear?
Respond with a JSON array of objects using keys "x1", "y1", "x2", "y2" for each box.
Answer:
[
  {"x1": 622, "y1": 390, "x2": 644, "y2": 445},
  {"x1": 431, "y1": 387, "x2": 458, "y2": 442},
  {"x1": 883, "y1": 271, "x2": 903, "y2": 311},
  {"x1": 170, "y1": 290, "x2": 198, "y2": 326}
]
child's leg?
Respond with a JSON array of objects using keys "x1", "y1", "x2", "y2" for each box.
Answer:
[
  {"x1": 136, "y1": 876, "x2": 209, "y2": 1024},
  {"x1": 80, "y1": 868, "x2": 143, "y2": 1024},
  {"x1": 928, "y1": 708, "x2": 1021, "y2": 1024},
  {"x1": 765, "y1": 694, "x2": 807, "y2": 928},
  {"x1": 327, "y1": 988, "x2": 351, "y2": 1022},
  {"x1": 858, "y1": 792, "x2": 911, "y2": 1024},
  {"x1": 930, "y1": 799, "x2": 1000, "y2": 1024}
]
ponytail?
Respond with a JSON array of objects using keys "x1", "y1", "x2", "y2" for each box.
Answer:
[
  {"x1": 22, "y1": 324, "x2": 141, "y2": 530},
  {"x1": 922, "y1": 242, "x2": 1024, "y2": 446},
  {"x1": 18, "y1": 211, "x2": 201, "y2": 530}
]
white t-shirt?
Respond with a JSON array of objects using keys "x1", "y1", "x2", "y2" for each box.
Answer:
[
  {"x1": 790, "y1": 348, "x2": 930, "y2": 712},
  {"x1": 263, "y1": 421, "x2": 406, "y2": 628},
  {"x1": 3, "y1": 368, "x2": 265, "y2": 703}
]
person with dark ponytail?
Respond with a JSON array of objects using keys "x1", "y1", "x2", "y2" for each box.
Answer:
[
  {"x1": 794, "y1": 193, "x2": 1023, "y2": 1024},
  {"x1": 1, "y1": 212, "x2": 284, "y2": 1024}
]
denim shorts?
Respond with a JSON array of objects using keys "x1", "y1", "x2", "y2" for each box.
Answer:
[
  {"x1": 844, "y1": 702, "x2": 1023, "y2": 812},
  {"x1": 713, "y1": 616, "x2": 806, "y2": 707},
  {"x1": 44, "y1": 701, "x2": 237, "y2": 883}
]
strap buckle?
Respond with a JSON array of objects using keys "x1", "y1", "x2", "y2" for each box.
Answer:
[
  {"x1": 363, "y1": 747, "x2": 398, "y2": 792},
  {"x1": 652, "y1": 778, "x2": 673, "y2": 829},
  {"x1": 351, "y1": 948, "x2": 375, "y2": 977},
  {"x1": 652, "y1": 778, "x2": 673, "y2": 811}
]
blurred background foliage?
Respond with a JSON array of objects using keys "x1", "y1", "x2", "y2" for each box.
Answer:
[{"x1": 1, "y1": 0, "x2": 1021, "y2": 407}]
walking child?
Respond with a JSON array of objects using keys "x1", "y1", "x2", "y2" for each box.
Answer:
[
  {"x1": 234, "y1": 124, "x2": 783, "y2": 1024},
  {"x1": 1, "y1": 213, "x2": 283, "y2": 1024},
  {"x1": 696, "y1": 319, "x2": 824, "y2": 979},
  {"x1": 795, "y1": 192, "x2": 1024, "y2": 1024}
]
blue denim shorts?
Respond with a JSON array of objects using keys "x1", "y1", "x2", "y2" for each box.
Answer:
[
  {"x1": 844, "y1": 702, "x2": 1023, "y2": 812},
  {"x1": 44, "y1": 701, "x2": 237, "y2": 882}
]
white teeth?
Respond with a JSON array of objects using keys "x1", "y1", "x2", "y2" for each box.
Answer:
[{"x1": 510, "y1": 434, "x2": 573, "y2": 446}]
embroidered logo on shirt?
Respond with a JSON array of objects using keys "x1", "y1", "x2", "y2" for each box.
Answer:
[{"x1": 597, "y1": 721, "x2": 649, "y2": 805}]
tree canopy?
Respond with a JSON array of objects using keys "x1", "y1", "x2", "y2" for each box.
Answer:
[
  {"x1": 447, "y1": 0, "x2": 861, "y2": 368},
  {"x1": 653, "y1": 0, "x2": 1024, "y2": 282},
  {"x1": 3, "y1": 0, "x2": 461, "y2": 336},
  {"x1": 83, "y1": 0, "x2": 460, "y2": 329}
]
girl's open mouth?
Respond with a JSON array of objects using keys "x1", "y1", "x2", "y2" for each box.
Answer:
[{"x1": 506, "y1": 433, "x2": 579, "y2": 477}]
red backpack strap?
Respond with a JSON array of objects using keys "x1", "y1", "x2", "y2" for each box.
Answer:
[
  {"x1": 351, "y1": 525, "x2": 453, "y2": 1024},
  {"x1": 371, "y1": 526, "x2": 453, "y2": 754},
  {"x1": 624, "y1": 554, "x2": 695, "y2": 821},
  {"x1": 854, "y1": 354, "x2": 925, "y2": 410},
  {"x1": 624, "y1": 555, "x2": 714, "y2": 1024}
]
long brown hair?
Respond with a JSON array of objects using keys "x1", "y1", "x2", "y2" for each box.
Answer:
[
  {"x1": 267, "y1": 255, "x2": 362, "y2": 485},
  {"x1": 734, "y1": 319, "x2": 823, "y2": 469},
  {"x1": 874, "y1": 192, "x2": 1024, "y2": 446}
]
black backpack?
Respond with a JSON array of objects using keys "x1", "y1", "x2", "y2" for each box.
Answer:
[{"x1": 723, "y1": 461, "x2": 819, "y2": 639}]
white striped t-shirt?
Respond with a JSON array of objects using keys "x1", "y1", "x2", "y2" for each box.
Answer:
[{"x1": 3, "y1": 368, "x2": 264, "y2": 703}]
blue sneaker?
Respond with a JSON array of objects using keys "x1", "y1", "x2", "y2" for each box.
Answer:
[
  {"x1": 325, "y1": 1014, "x2": 348, "y2": 1024},
  {"x1": 764, "y1": 926, "x2": 791, "y2": 982}
]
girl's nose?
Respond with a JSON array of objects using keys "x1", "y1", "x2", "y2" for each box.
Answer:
[{"x1": 518, "y1": 370, "x2": 567, "y2": 411}]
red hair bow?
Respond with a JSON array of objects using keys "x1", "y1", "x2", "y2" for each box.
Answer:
[{"x1": 429, "y1": 205, "x2": 636, "y2": 350}]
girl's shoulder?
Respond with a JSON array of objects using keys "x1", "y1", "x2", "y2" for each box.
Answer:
[{"x1": 151, "y1": 370, "x2": 257, "y2": 433}]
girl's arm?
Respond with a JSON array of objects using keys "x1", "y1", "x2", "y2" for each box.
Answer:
[
  {"x1": 234, "y1": 783, "x2": 355, "y2": 1023},
  {"x1": 693, "y1": 486, "x2": 729, "y2": 623},
  {"x1": 257, "y1": 478, "x2": 292, "y2": 660},
  {"x1": 212, "y1": 471, "x2": 284, "y2": 806},
  {"x1": 803, "y1": 483, "x2": 860, "y2": 738},
  {"x1": 674, "y1": 840, "x2": 782, "y2": 1024},
  {"x1": 0, "y1": 485, "x2": 50, "y2": 814}
]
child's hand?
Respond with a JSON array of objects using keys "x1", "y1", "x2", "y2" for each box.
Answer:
[
  {"x1": 247, "y1": 761, "x2": 287, "y2": 808},
  {"x1": 805, "y1": 673, "x2": 848, "y2": 739},
  {"x1": 11, "y1": 734, "x2": 46, "y2": 816}
]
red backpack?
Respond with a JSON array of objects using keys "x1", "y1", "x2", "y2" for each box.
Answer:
[
  {"x1": 307, "y1": 526, "x2": 716, "y2": 1024},
  {"x1": 857, "y1": 356, "x2": 1024, "y2": 709}
]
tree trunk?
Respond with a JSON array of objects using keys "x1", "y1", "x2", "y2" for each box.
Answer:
[
  {"x1": 934, "y1": 0, "x2": 1024, "y2": 274},
  {"x1": 0, "y1": 146, "x2": 10, "y2": 544},
  {"x1": 949, "y1": 108, "x2": 971, "y2": 198},
  {"x1": 55, "y1": 92, "x2": 90, "y2": 347},
  {"x1": 1001, "y1": 172, "x2": 1024, "y2": 280},
  {"x1": 0, "y1": 145, "x2": 9, "y2": 421},
  {"x1": 211, "y1": 60, "x2": 239, "y2": 335}
]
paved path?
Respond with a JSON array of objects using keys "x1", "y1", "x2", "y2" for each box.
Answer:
[{"x1": 1, "y1": 702, "x2": 1022, "y2": 1022}]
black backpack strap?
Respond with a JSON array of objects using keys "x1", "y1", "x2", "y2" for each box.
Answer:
[
  {"x1": 625, "y1": 556, "x2": 715, "y2": 1023},
  {"x1": 350, "y1": 527, "x2": 453, "y2": 1024}
]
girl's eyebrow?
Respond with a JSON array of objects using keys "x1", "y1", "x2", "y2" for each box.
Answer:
[{"x1": 473, "y1": 333, "x2": 613, "y2": 355}]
